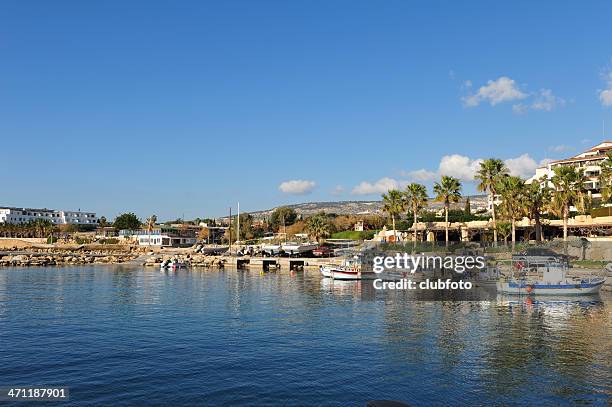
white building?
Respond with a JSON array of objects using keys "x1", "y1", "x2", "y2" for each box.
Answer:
[
  {"x1": 120, "y1": 228, "x2": 197, "y2": 247},
  {"x1": 0, "y1": 207, "x2": 98, "y2": 225},
  {"x1": 527, "y1": 141, "x2": 612, "y2": 201},
  {"x1": 485, "y1": 141, "x2": 612, "y2": 211}
]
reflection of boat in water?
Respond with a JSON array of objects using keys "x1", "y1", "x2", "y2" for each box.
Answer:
[
  {"x1": 497, "y1": 261, "x2": 604, "y2": 295},
  {"x1": 496, "y1": 294, "x2": 603, "y2": 307},
  {"x1": 320, "y1": 276, "x2": 364, "y2": 291},
  {"x1": 320, "y1": 257, "x2": 377, "y2": 280}
]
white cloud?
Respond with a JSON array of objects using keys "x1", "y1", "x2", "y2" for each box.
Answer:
[
  {"x1": 463, "y1": 78, "x2": 564, "y2": 113},
  {"x1": 504, "y1": 154, "x2": 539, "y2": 178},
  {"x1": 377, "y1": 151, "x2": 554, "y2": 195},
  {"x1": 601, "y1": 89, "x2": 612, "y2": 106},
  {"x1": 463, "y1": 76, "x2": 527, "y2": 107},
  {"x1": 600, "y1": 70, "x2": 612, "y2": 107},
  {"x1": 330, "y1": 185, "x2": 345, "y2": 195},
  {"x1": 278, "y1": 179, "x2": 316, "y2": 195},
  {"x1": 512, "y1": 104, "x2": 528, "y2": 115},
  {"x1": 531, "y1": 89, "x2": 566, "y2": 111},
  {"x1": 351, "y1": 177, "x2": 407, "y2": 195},
  {"x1": 401, "y1": 169, "x2": 438, "y2": 181},
  {"x1": 399, "y1": 153, "x2": 551, "y2": 185},
  {"x1": 438, "y1": 154, "x2": 483, "y2": 181},
  {"x1": 504, "y1": 154, "x2": 551, "y2": 178}
]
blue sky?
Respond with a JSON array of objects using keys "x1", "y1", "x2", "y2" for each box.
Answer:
[{"x1": 1, "y1": 1, "x2": 612, "y2": 220}]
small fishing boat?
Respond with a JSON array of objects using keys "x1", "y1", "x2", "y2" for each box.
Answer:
[
  {"x1": 160, "y1": 259, "x2": 189, "y2": 270},
  {"x1": 320, "y1": 257, "x2": 377, "y2": 280},
  {"x1": 497, "y1": 261, "x2": 604, "y2": 295},
  {"x1": 468, "y1": 261, "x2": 501, "y2": 288}
]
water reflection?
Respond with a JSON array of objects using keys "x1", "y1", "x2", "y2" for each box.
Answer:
[{"x1": 0, "y1": 266, "x2": 609, "y2": 406}]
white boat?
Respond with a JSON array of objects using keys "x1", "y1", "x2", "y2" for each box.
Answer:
[
  {"x1": 160, "y1": 259, "x2": 188, "y2": 270},
  {"x1": 261, "y1": 244, "x2": 282, "y2": 256},
  {"x1": 472, "y1": 265, "x2": 501, "y2": 288},
  {"x1": 320, "y1": 257, "x2": 377, "y2": 280},
  {"x1": 497, "y1": 262, "x2": 604, "y2": 295},
  {"x1": 280, "y1": 242, "x2": 318, "y2": 256}
]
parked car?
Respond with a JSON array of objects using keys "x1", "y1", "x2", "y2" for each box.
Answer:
[{"x1": 313, "y1": 245, "x2": 335, "y2": 257}]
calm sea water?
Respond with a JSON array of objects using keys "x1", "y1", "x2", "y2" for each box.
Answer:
[{"x1": 0, "y1": 266, "x2": 610, "y2": 406}]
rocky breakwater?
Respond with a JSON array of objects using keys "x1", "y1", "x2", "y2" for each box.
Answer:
[{"x1": 0, "y1": 246, "x2": 138, "y2": 267}]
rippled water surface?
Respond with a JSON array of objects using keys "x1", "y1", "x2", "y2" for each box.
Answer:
[{"x1": 0, "y1": 266, "x2": 610, "y2": 406}]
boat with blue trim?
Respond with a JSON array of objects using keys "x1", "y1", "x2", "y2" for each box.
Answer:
[{"x1": 497, "y1": 260, "x2": 604, "y2": 295}]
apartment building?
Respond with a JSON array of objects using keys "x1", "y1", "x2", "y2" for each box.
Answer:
[{"x1": 0, "y1": 207, "x2": 98, "y2": 225}]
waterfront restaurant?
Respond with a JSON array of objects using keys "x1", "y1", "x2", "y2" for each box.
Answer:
[{"x1": 120, "y1": 227, "x2": 197, "y2": 247}]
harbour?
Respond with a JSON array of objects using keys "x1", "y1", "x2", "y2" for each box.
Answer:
[{"x1": 0, "y1": 265, "x2": 610, "y2": 406}]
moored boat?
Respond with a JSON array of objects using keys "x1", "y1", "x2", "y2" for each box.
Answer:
[
  {"x1": 261, "y1": 244, "x2": 282, "y2": 256},
  {"x1": 497, "y1": 261, "x2": 604, "y2": 295},
  {"x1": 160, "y1": 259, "x2": 189, "y2": 270},
  {"x1": 320, "y1": 257, "x2": 376, "y2": 280},
  {"x1": 280, "y1": 242, "x2": 318, "y2": 256}
]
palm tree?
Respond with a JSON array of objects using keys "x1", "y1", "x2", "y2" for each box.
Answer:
[
  {"x1": 404, "y1": 183, "x2": 428, "y2": 245},
  {"x1": 599, "y1": 152, "x2": 612, "y2": 203},
  {"x1": 475, "y1": 159, "x2": 508, "y2": 245},
  {"x1": 523, "y1": 176, "x2": 551, "y2": 242},
  {"x1": 382, "y1": 189, "x2": 407, "y2": 242},
  {"x1": 433, "y1": 176, "x2": 462, "y2": 247},
  {"x1": 145, "y1": 215, "x2": 157, "y2": 246},
  {"x1": 496, "y1": 175, "x2": 525, "y2": 249},
  {"x1": 305, "y1": 215, "x2": 331, "y2": 242},
  {"x1": 550, "y1": 166, "x2": 586, "y2": 241}
]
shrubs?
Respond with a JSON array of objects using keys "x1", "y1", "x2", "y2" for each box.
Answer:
[
  {"x1": 330, "y1": 230, "x2": 376, "y2": 240},
  {"x1": 98, "y1": 238, "x2": 119, "y2": 245}
]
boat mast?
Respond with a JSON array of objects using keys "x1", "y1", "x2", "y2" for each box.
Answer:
[
  {"x1": 237, "y1": 201, "x2": 240, "y2": 244},
  {"x1": 229, "y1": 207, "x2": 232, "y2": 253}
]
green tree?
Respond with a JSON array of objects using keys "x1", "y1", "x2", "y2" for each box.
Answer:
[
  {"x1": 305, "y1": 214, "x2": 332, "y2": 242},
  {"x1": 382, "y1": 189, "x2": 407, "y2": 241},
  {"x1": 464, "y1": 197, "x2": 471, "y2": 216},
  {"x1": 523, "y1": 177, "x2": 551, "y2": 242},
  {"x1": 404, "y1": 183, "x2": 428, "y2": 244},
  {"x1": 600, "y1": 152, "x2": 612, "y2": 203},
  {"x1": 232, "y1": 213, "x2": 259, "y2": 241},
  {"x1": 433, "y1": 175, "x2": 462, "y2": 247},
  {"x1": 270, "y1": 207, "x2": 298, "y2": 231},
  {"x1": 550, "y1": 166, "x2": 586, "y2": 241},
  {"x1": 476, "y1": 158, "x2": 508, "y2": 245},
  {"x1": 98, "y1": 216, "x2": 108, "y2": 228},
  {"x1": 33, "y1": 219, "x2": 54, "y2": 238},
  {"x1": 497, "y1": 222, "x2": 512, "y2": 245},
  {"x1": 496, "y1": 175, "x2": 525, "y2": 249},
  {"x1": 113, "y1": 212, "x2": 142, "y2": 231}
]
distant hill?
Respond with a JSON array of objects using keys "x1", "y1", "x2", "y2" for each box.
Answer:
[{"x1": 246, "y1": 195, "x2": 488, "y2": 218}]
